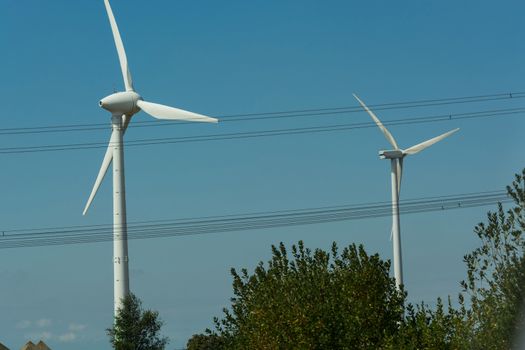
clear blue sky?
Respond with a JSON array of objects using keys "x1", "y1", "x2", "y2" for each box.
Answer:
[{"x1": 1, "y1": 0, "x2": 524, "y2": 348}]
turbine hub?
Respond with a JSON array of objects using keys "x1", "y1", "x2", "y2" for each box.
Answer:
[
  {"x1": 379, "y1": 150, "x2": 404, "y2": 159},
  {"x1": 99, "y1": 91, "x2": 142, "y2": 116}
]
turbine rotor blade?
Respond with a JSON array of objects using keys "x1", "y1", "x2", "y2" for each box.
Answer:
[
  {"x1": 137, "y1": 100, "x2": 218, "y2": 123},
  {"x1": 353, "y1": 93, "x2": 399, "y2": 150},
  {"x1": 403, "y1": 128, "x2": 459, "y2": 156},
  {"x1": 83, "y1": 115, "x2": 133, "y2": 215},
  {"x1": 391, "y1": 158, "x2": 403, "y2": 241},
  {"x1": 122, "y1": 114, "x2": 131, "y2": 134},
  {"x1": 397, "y1": 157, "x2": 403, "y2": 197},
  {"x1": 82, "y1": 130, "x2": 117, "y2": 215},
  {"x1": 104, "y1": 0, "x2": 134, "y2": 91}
]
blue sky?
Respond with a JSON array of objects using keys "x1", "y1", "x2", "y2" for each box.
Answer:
[{"x1": 1, "y1": 0, "x2": 524, "y2": 348}]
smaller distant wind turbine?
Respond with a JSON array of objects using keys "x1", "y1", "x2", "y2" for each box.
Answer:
[{"x1": 353, "y1": 94, "x2": 459, "y2": 290}]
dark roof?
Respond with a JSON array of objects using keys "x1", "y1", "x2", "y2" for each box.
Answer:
[
  {"x1": 35, "y1": 341, "x2": 51, "y2": 350},
  {"x1": 20, "y1": 342, "x2": 36, "y2": 350}
]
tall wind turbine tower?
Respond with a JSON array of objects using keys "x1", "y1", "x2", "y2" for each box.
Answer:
[
  {"x1": 83, "y1": 0, "x2": 218, "y2": 315},
  {"x1": 353, "y1": 94, "x2": 458, "y2": 290}
]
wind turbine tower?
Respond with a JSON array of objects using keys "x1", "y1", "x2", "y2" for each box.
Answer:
[
  {"x1": 353, "y1": 94, "x2": 458, "y2": 290},
  {"x1": 83, "y1": 0, "x2": 218, "y2": 315}
]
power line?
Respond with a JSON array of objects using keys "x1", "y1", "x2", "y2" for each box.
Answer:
[
  {"x1": 1, "y1": 91, "x2": 523, "y2": 136},
  {"x1": 0, "y1": 190, "x2": 510, "y2": 249},
  {"x1": 5, "y1": 190, "x2": 502, "y2": 235},
  {"x1": 0, "y1": 107, "x2": 523, "y2": 154}
]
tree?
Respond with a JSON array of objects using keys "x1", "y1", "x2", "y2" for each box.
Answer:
[
  {"x1": 460, "y1": 169, "x2": 525, "y2": 349},
  {"x1": 210, "y1": 241, "x2": 405, "y2": 349},
  {"x1": 186, "y1": 333, "x2": 226, "y2": 350},
  {"x1": 393, "y1": 168, "x2": 525, "y2": 349},
  {"x1": 107, "y1": 293, "x2": 169, "y2": 350},
  {"x1": 189, "y1": 169, "x2": 525, "y2": 348},
  {"x1": 389, "y1": 297, "x2": 472, "y2": 350}
]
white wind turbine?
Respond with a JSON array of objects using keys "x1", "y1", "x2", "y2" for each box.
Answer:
[
  {"x1": 83, "y1": 0, "x2": 218, "y2": 315},
  {"x1": 353, "y1": 94, "x2": 458, "y2": 290}
]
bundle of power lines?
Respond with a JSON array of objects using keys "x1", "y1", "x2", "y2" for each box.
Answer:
[
  {"x1": 0, "y1": 190, "x2": 509, "y2": 249},
  {"x1": 0, "y1": 92, "x2": 524, "y2": 154}
]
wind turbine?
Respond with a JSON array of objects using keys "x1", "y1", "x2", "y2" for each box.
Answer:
[
  {"x1": 353, "y1": 94, "x2": 458, "y2": 290},
  {"x1": 83, "y1": 0, "x2": 218, "y2": 315}
]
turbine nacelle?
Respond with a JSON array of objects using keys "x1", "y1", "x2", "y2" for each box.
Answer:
[
  {"x1": 379, "y1": 150, "x2": 404, "y2": 159},
  {"x1": 99, "y1": 91, "x2": 141, "y2": 116}
]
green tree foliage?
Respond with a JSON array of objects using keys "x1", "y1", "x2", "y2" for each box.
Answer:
[
  {"x1": 186, "y1": 333, "x2": 226, "y2": 350},
  {"x1": 188, "y1": 169, "x2": 525, "y2": 349},
  {"x1": 395, "y1": 168, "x2": 525, "y2": 349},
  {"x1": 460, "y1": 169, "x2": 525, "y2": 349},
  {"x1": 107, "y1": 293, "x2": 168, "y2": 350},
  {"x1": 390, "y1": 297, "x2": 471, "y2": 350},
  {"x1": 210, "y1": 241, "x2": 404, "y2": 349}
]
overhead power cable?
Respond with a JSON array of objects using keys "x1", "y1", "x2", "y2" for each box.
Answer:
[
  {"x1": 0, "y1": 190, "x2": 510, "y2": 249},
  {"x1": 0, "y1": 107, "x2": 523, "y2": 155},
  {"x1": 0, "y1": 91, "x2": 523, "y2": 136}
]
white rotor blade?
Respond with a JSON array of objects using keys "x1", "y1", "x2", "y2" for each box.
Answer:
[
  {"x1": 137, "y1": 100, "x2": 218, "y2": 123},
  {"x1": 82, "y1": 130, "x2": 117, "y2": 215},
  {"x1": 83, "y1": 115, "x2": 132, "y2": 215},
  {"x1": 104, "y1": 0, "x2": 133, "y2": 91},
  {"x1": 353, "y1": 94, "x2": 399, "y2": 150},
  {"x1": 122, "y1": 114, "x2": 131, "y2": 133},
  {"x1": 403, "y1": 128, "x2": 459, "y2": 156},
  {"x1": 390, "y1": 158, "x2": 403, "y2": 241},
  {"x1": 397, "y1": 157, "x2": 403, "y2": 197}
]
